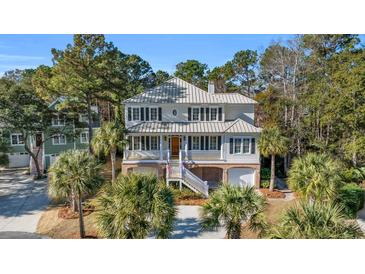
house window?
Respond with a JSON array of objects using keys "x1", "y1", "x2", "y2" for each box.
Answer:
[
  {"x1": 52, "y1": 114, "x2": 65, "y2": 126},
  {"x1": 209, "y1": 136, "x2": 218, "y2": 150},
  {"x1": 229, "y1": 137, "x2": 252, "y2": 154},
  {"x1": 80, "y1": 132, "x2": 89, "y2": 143},
  {"x1": 11, "y1": 134, "x2": 24, "y2": 146},
  {"x1": 150, "y1": 108, "x2": 158, "y2": 121},
  {"x1": 210, "y1": 108, "x2": 218, "y2": 121},
  {"x1": 242, "y1": 138, "x2": 250, "y2": 154},
  {"x1": 234, "y1": 138, "x2": 242, "y2": 154},
  {"x1": 132, "y1": 108, "x2": 140, "y2": 121},
  {"x1": 133, "y1": 136, "x2": 141, "y2": 150},
  {"x1": 192, "y1": 108, "x2": 200, "y2": 121},
  {"x1": 79, "y1": 114, "x2": 89, "y2": 123},
  {"x1": 150, "y1": 136, "x2": 158, "y2": 150},
  {"x1": 53, "y1": 134, "x2": 66, "y2": 145},
  {"x1": 192, "y1": 136, "x2": 200, "y2": 150}
]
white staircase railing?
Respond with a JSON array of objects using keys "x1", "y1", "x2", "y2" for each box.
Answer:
[
  {"x1": 181, "y1": 166, "x2": 209, "y2": 198},
  {"x1": 166, "y1": 149, "x2": 209, "y2": 197}
]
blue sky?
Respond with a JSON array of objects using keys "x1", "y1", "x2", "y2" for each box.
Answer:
[{"x1": 0, "y1": 34, "x2": 364, "y2": 75}]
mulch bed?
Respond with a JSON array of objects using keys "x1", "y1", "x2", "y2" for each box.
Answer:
[
  {"x1": 259, "y1": 188, "x2": 286, "y2": 199},
  {"x1": 58, "y1": 206, "x2": 95, "y2": 219},
  {"x1": 175, "y1": 198, "x2": 207, "y2": 206}
]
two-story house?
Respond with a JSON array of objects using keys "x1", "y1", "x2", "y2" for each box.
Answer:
[
  {"x1": 122, "y1": 77, "x2": 261, "y2": 197},
  {"x1": 1, "y1": 97, "x2": 100, "y2": 172}
]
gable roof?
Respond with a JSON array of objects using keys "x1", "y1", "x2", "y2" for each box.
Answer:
[
  {"x1": 123, "y1": 77, "x2": 257, "y2": 104},
  {"x1": 126, "y1": 118, "x2": 261, "y2": 134}
]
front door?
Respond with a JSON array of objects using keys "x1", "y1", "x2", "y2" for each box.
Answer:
[
  {"x1": 35, "y1": 133, "x2": 43, "y2": 147},
  {"x1": 171, "y1": 136, "x2": 180, "y2": 158}
]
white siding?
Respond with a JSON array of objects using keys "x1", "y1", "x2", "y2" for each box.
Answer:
[{"x1": 223, "y1": 133, "x2": 260, "y2": 164}]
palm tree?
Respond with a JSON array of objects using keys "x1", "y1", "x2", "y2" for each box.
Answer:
[
  {"x1": 96, "y1": 173, "x2": 176, "y2": 239},
  {"x1": 48, "y1": 150, "x2": 103, "y2": 238},
  {"x1": 258, "y1": 126, "x2": 289, "y2": 192},
  {"x1": 269, "y1": 202, "x2": 363, "y2": 239},
  {"x1": 92, "y1": 122, "x2": 127, "y2": 182},
  {"x1": 200, "y1": 185, "x2": 267, "y2": 239},
  {"x1": 288, "y1": 153, "x2": 342, "y2": 201}
]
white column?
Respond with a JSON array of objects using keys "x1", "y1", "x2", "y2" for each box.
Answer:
[
  {"x1": 159, "y1": 135, "x2": 163, "y2": 160},
  {"x1": 220, "y1": 135, "x2": 225, "y2": 160},
  {"x1": 123, "y1": 136, "x2": 128, "y2": 160},
  {"x1": 185, "y1": 135, "x2": 188, "y2": 160}
]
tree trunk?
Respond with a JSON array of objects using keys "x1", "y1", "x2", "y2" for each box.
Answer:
[
  {"x1": 110, "y1": 149, "x2": 117, "y2": 182},
  {"x1": 86, "y1": 95, "x2": 93, "y2": 154},
  {"x1": 24, "y1": 143, "x2": 42, "y2": 179},
  {"x1": 78, "y1": 196, "x2": 85, "y2": 239},
  {"x1": 269, "y1": 154, "x2": 276, "y2": 192},
  {"x1": 228, "y1": 225, "x2": 241, "y2": 239},
  {"x1": 71, "y1": 191, "x2": 78, "y2": 212}
]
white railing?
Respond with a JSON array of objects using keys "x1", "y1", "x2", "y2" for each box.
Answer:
[
  {"x1": 167, "y1": 149, "x2": 170, "y2": 162},
  {"x1": 182, "y1": 166, "x2": 209, "y2": 197}
]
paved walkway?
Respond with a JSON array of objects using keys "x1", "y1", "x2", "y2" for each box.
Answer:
[
  {"x1": 0, "y1": 168, "x2": 49, "y2": 238},
  {"x1": 170, "y1": 205, "x2": 226, "y2": 239}
]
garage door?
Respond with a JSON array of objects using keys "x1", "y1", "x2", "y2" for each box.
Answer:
[
  {"x1": 132, "y1": 167, "x2": 158, "y2": 176},
  {"x1": 228, "y1": 168, "x2": 255, "y2": 187},
  {"x1": 8, "y1": 152, "x2": 30, "y2": 168}
]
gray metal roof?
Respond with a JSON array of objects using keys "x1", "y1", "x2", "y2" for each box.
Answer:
[
  {"x1": 127, "y1": 119, "x2": 261, "y2": 134},
  {"x1": 124, "y1": 77, "x2": 257, "y2": 104}
]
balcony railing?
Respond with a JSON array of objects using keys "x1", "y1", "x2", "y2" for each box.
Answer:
[{"x1": 125, "y1": 149, "x2": 222, "y2": 161}]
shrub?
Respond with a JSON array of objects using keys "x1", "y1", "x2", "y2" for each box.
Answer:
[
  {"x1": 0, "y1": 154, "x2": 9, "y2": 167},
  {"x1": 171, "y1": 186, "x2": 204, "y2": 200},
  {"x1": 340, "y1": 168, "x2": 365, "y2": 184},
  {"x1": 261, "y1": 168, "x2": 271, "y2": 180},
  {"x1": 336, "y1": 183, "x2": 365, "y2": 218},
  {"x1": 260, "y1": 180, "x2": 270, "y2": 188}
]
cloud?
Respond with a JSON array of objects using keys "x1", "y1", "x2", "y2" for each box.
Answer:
[{"x1": 0, "y1": 54, "x2": 44, "y2": 61}]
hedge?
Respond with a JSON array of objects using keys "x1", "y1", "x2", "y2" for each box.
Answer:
[{"x1": 0, "y1": 154, "x2": 9, "y2": 167}]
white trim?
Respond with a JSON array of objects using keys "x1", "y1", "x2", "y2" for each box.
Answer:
[
  {"x1": 191, "y1": 136, "x2": 200, "y2": 150},
  {"x1": 230, "y1": 136, "x2": 253, "y2": 155},
  {"x1": 52, "y1": 134, "x2": 67, "y2": 145},
  {"x1": 52, "y1": 114, "x2": 65, "y2": 126},
  {"x1": 150, "y1": 107, "x2": 158, "y2": 121},
  {"x1": 132, "y1": 107, "x2": 140, "y2": 121},
  {"x1": 80, "y1": 131, "x2": 89, "y2": 144},
  {"x1": 10, "y1": 133, "x2": 24, "y2": 146},
  {"x1": 192, "y1": 107, "x2": 200, "y2": 121},
  {"x1": 210, "y1": 107, "x2": 219, "y2": 121}
]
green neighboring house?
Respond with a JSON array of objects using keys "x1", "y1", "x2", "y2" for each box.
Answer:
[{"x1": 1, "y1": 98, "x2": 100, "y2": 172}]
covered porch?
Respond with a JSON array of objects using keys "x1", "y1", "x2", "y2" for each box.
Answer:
[{"x1": 123, "y1": 134, "x2": 225, "y2": 162}]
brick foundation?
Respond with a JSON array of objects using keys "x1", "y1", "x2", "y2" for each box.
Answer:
[{"x1": 121, "y1": 161, "x2": 261, "y2": 188}]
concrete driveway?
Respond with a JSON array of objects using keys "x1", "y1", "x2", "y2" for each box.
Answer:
[
  {"x1": 0, "y1": 168, "x2": 49, "y2": 238},
  {"x1": 170, "y1": 205, "x2": 226, "y2": 239}
]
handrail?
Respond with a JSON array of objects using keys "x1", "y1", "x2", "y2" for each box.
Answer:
[
  {"x1": 181, "y1": 166, "x2": 209, "y2": 197},
  {"x1": 182, "y1": 166, "x2": 203, "y2": 184}
]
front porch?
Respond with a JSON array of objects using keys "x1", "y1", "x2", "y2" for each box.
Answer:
[{"x1": 123, "y1": 134, "x2": 225, "y2": 162}]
